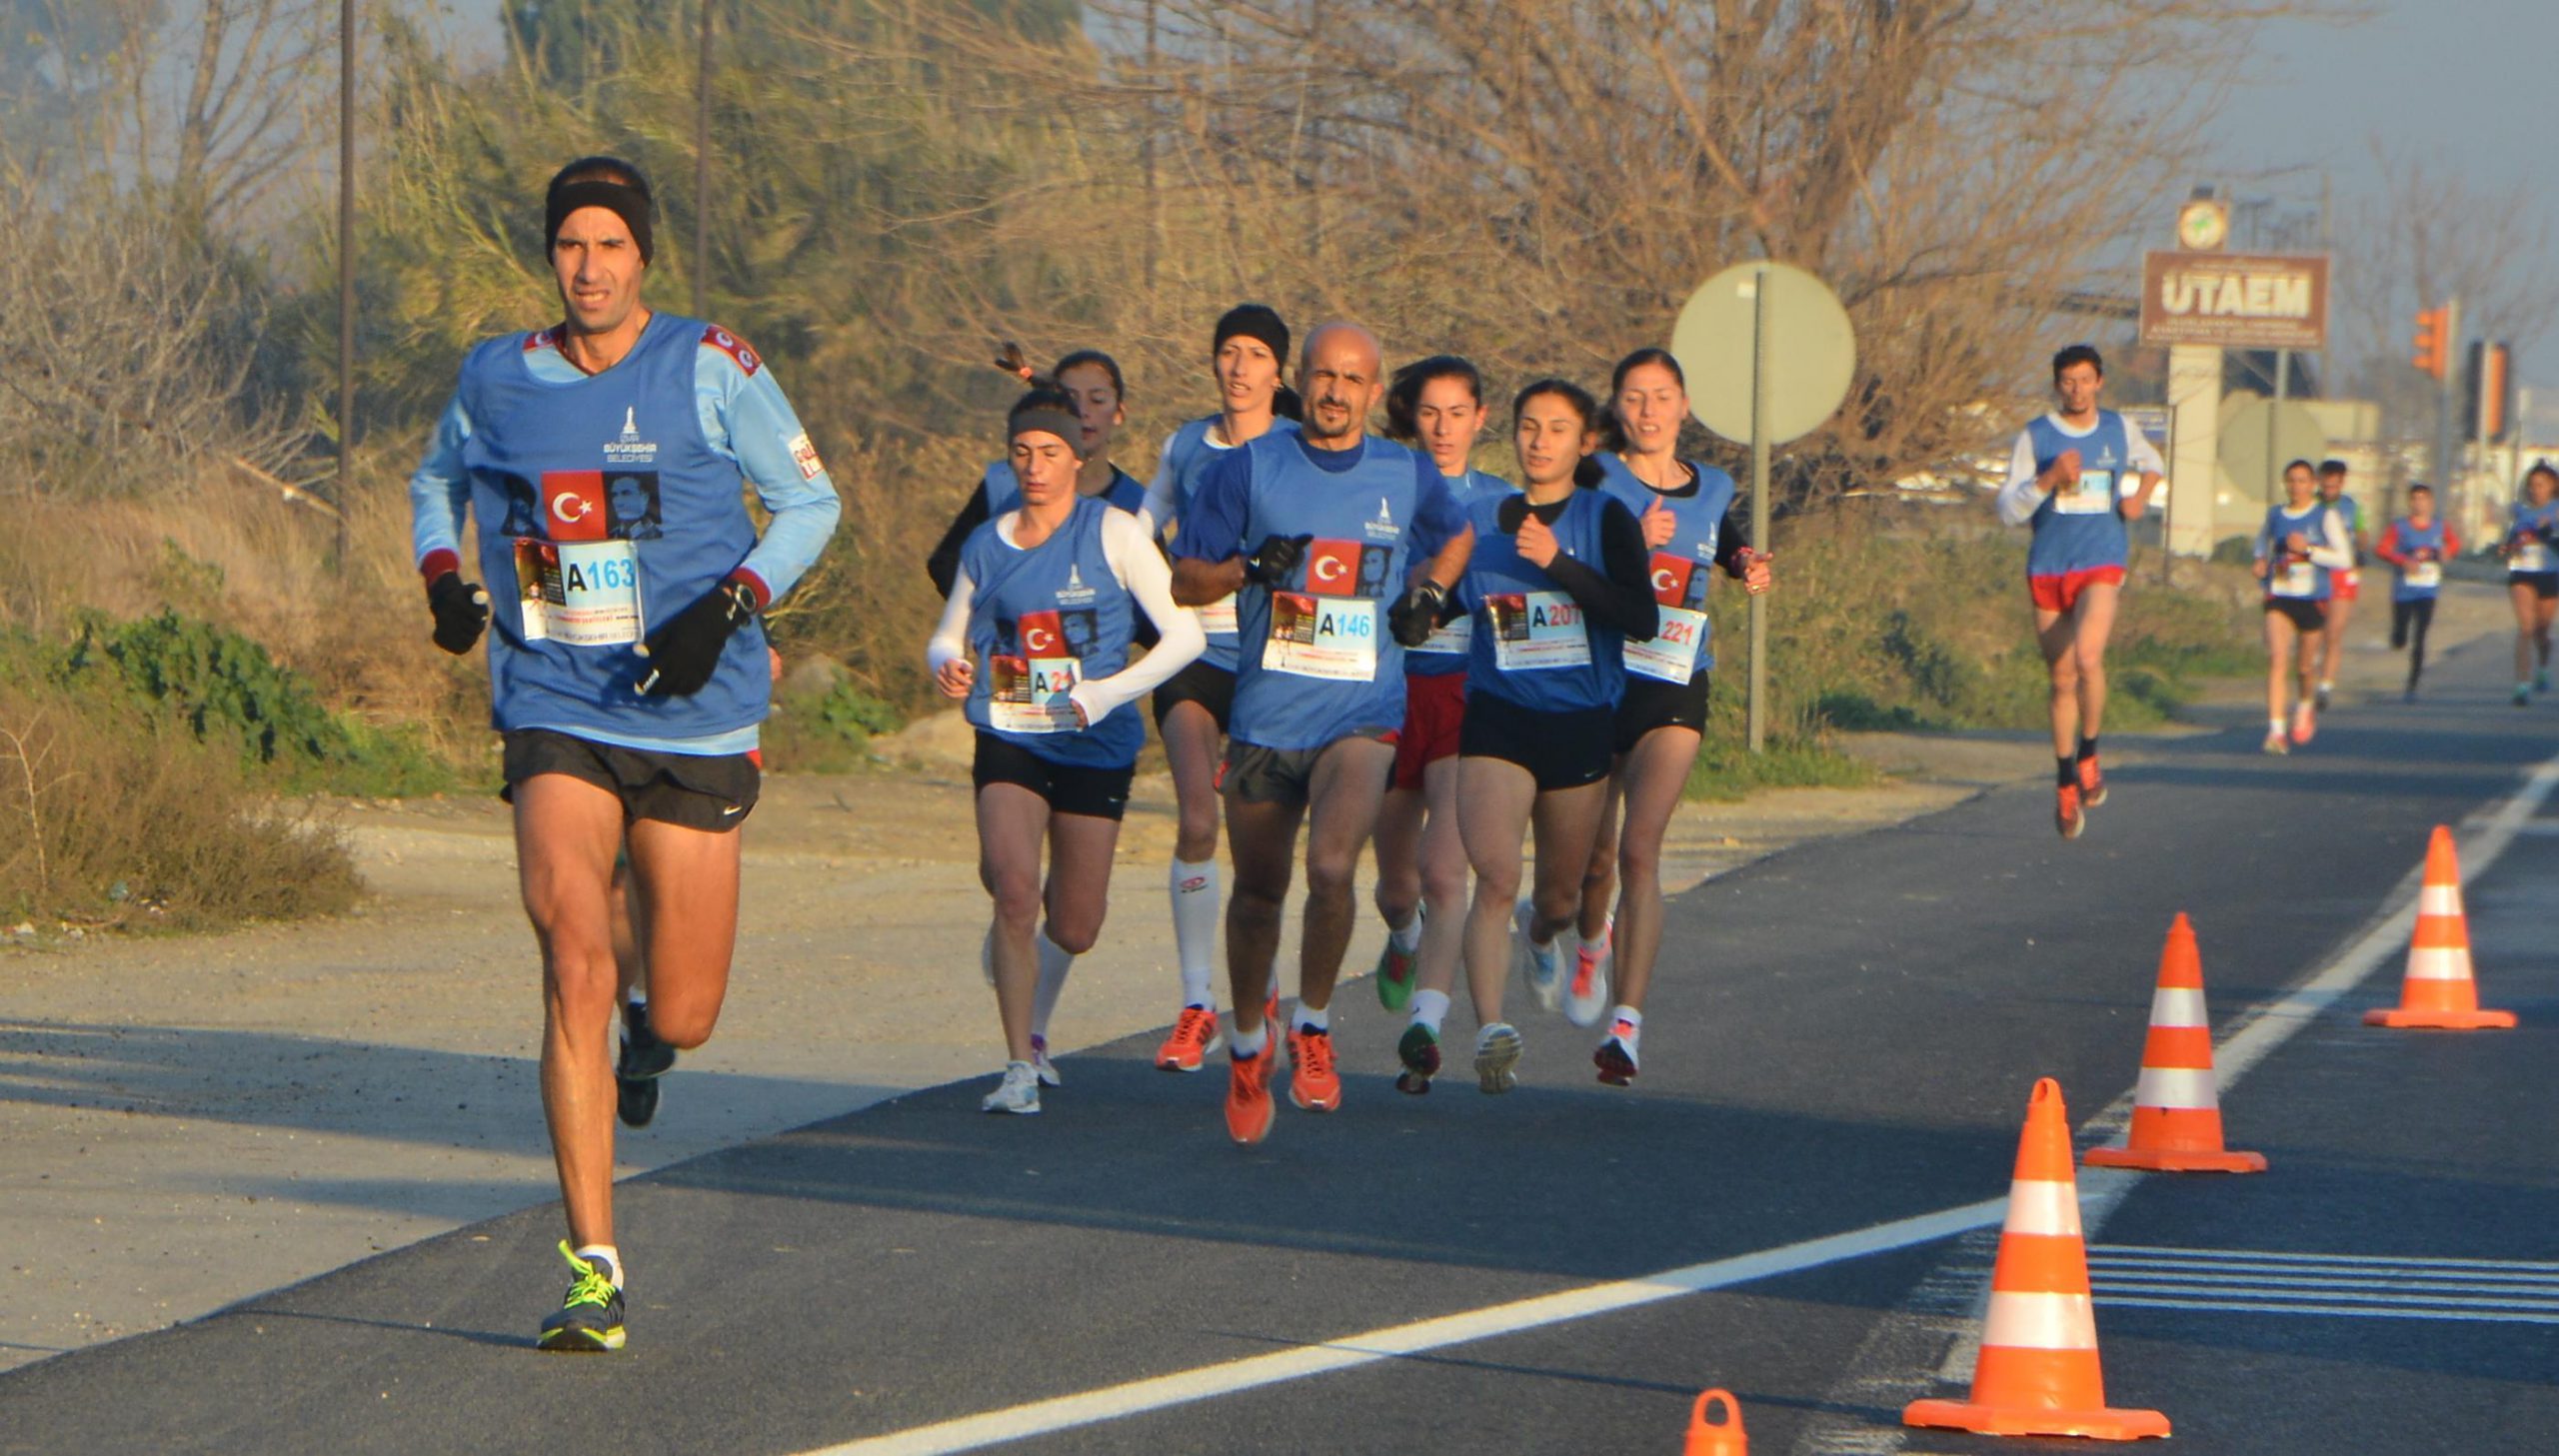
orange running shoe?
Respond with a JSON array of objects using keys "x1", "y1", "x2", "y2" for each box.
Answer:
[
  {"x1": 1287, "y1": 1025, "x2": 1341, "y2": 1112},
  {"x1": 1225, "y1": 1043, "x2": 1276, "y2": 1145},
  {"x1": 1155, "y1": 1006, "x2": 1222, "y2": 1072},
  {"x1": 2075, "y1": 752, "x2": 2107, "y2": 807},
  {"x1": 2054, "y1": 782, "x2": 2085, "y2": 840}
]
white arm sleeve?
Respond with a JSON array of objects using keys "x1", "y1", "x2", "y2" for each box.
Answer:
[
  {"x1": 927, "y1": 567, "x2": 975, "y2": 676},
  {"x1": 1994, "y1": 430, "x2": 2044, "y2": 527},
  {"x1": 2127, "y1": 428, "x2": 2167, "y2": 477},
  {"x1": 1069, "y1": 510, "x2": 1206, "y2": 728},
  {"x1": 2306, "y1": 508, "x2": 2354, "y2": 571},
  {"x1": 1141, "y1": 430, "x2": 1184, "y2": 542}
]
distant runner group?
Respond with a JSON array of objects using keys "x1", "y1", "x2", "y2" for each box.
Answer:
[{"x1": 404, "y1": 154, "x2": 2550, "y2": 1352}]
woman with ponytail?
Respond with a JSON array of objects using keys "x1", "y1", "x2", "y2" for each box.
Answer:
[{"x1": 926, "y1": 348, "x2": 1147, "y2": 597}]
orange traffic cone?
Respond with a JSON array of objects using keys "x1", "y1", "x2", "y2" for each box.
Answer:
[
  {"x1": 2365, "y1": 825, "x2": 2516, "y2": 1029},
  {"x1": 2085, "y1": 914, "x2": 2266, "y2": 1174},
  {"x1": 1682, "y1": 1389, "x2": 1745, "y2": 1454},
  {"x1": 1904, "y1": 1078, "x2": 2170, "y2": 1441}
]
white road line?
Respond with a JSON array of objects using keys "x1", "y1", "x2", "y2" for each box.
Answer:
[
  {"x1": 797, "y1": 1198, "x2": 2007, "y2": 1456},
  {"x1": 805, "y1": 754, "x2": 2559, "y2": 1456},
  {"x1": 1800, "y1": 748, "x2": 2559, "y2": 1454}
]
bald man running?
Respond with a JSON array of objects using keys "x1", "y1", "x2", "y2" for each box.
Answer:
[{"x1": 1173, "y1": 324, "x2": 1474, "y2": 1143}]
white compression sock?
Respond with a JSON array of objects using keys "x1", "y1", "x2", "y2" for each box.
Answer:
[
  {"x1": 1032, "y1": 931, "x2": 1074, "y2": 1040},
  {"x1": 1170, "y1": 857, "x2": 1221, "y2": 1009},
  {"x1": 1409, "y1": 988, "x2": 1450, "y2": 1032},
  {"x1": 573, "y1": 1243, "x2": 623, "y2": 1289}
]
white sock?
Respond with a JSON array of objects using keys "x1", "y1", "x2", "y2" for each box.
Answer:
[
  {"x1": 2318, "y1": 680, "x2": 2334, "y2": 693},
  {"x1": 1171, "y1": 857, "x2": 1221, "y2": 1010},
  {"x1": 1031, "y1": 931, "x2": 1074, "y2": 1040},
  {"x1": 1293, "y1": 1002, "x2": 1330, "y2": 1034},
  {"x1": 1231, "y1": 1021, "x2": 1269, "y2": 1059},
  {"x1": 1579, "y1": 915, "x2": 1613, "y2": 959},
  {"x1": 573, "y1": 1243, "x2": 623, "y2": 1289},
  {"x1": 1609, "y1": 1005, "x2": 1643, "y2": 1044},
  {"x1": 1387, "y1": 914, "x2": 1422, "y2": 954},
  {"x1": 2269, "y1": 717, "x2": 2286, "y2": 735},
  {"x1": 1409, "y1": 988, "x2": 1450, "y2": 1032}
]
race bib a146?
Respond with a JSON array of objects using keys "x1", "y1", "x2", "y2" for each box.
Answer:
[
  {"x1": 513, "y1": 538, "x2": 644, "y2": 647},
  {"x1": 1486, "y1": 591, "x2": 1591, "y2": 673},
  {"x1": 1264, "y1": 593, "x2": 1378, "y2": 681}
]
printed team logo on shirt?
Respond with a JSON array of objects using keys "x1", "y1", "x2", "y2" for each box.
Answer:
[
  {"x1": 702, "y1": 325, "x2": 761, "y2": 376},
  {"x1": 787, "y1": 431, "x2": 825, "y2": 481},
  {"x1": 1363, "y1": 495, "x2": 1400, "y2": 543},
  {"x1": 604, "y1": 405, "x2": 658, "y2": 466},
  {"x1": 1056, "y1": 562, "x2": 1098, "y2": 607}
]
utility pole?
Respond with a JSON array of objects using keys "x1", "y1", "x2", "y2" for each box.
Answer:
[
  {"x1": 694, "y1": 0, "x2": 715, "y2": 320},
  {"x1": 2435, "y1": 297, "x2": 2461, "y2": 513},
  {"x1": 336, "y1": 0, "x2": 355, "y2": 574}
]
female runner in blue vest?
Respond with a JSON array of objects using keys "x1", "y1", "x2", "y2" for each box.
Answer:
[
  {"x1": 1433, "y1": 380, "x2": 1657, "y2": 1095},
  {"x1": 928, "y1": 391, "x2": 1205, "y2": 1114},
  {"x1": 1993, "y1": 345, "x2": 2165, "y2": 836},
  {"x1": 926, "y1": 348, "x2": 1148, "y2": 596},
  {"x1": 408, "y1": 157, "x2": 841, "y2": 1351},
  {"x1": 1366, "y1": 356, "x2": 1514, "y2": 1088},
  {"x1": 1138, "y1": 305, "x2": 1302, "y2": 1073},
  {"x1": 2253, "y1": 459, "x2": 2354, "y2": 753},
  {"x1": 2375, "y1": 484, "x2": 2457, "y2": 702},
  {"x1": 2501, "y1": 462, "x2": 2559, "y2": 706},
  {"x1": 1568, "y1": 350, "x2": 1772, "y2": 1086}
]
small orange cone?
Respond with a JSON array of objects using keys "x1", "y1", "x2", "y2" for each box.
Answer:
[
  {"x1": 1682, "y1": 1389, "x2": 1745, "y2": 1455},
  {"x1": 2085, "y1": 914, "x2": 2266, "y2": 1173},
  {"x1": 2366, "y1": 825, "x2": 2516, "y2": 1029},
  {"x1": 1904, "y1": 1078, "x2": 2170, "y2": 1441}
]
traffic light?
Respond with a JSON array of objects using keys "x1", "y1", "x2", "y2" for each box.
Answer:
[{"x1": 2413, "y1": 304, "x2": 2451, "y2": 381}]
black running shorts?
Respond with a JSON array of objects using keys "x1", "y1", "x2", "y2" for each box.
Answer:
[
  {"x1": 2263, "y1": 597, "x2": 2327, "y2": 634},
  {"x1": 1614, "y1": 673, "x2": 1711, "y2": 755},
  {"x1": 972, "y1": 732, "x2": 1136, "y2": 820},
  {"x1": 1151, "y1": 658, "x2": 1236, "y2": 735},
  {"x1": 1459, "y1": 693, "x2": 1614, "y2": 792},
  {"x1": 501, "y1": 728, "x2": 761, "y2": 832}
]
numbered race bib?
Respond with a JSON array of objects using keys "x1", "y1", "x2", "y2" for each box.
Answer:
[
  {"x1": 1264, "y1": 593, "x2": 1378, "y2": 681},
  {"x1": 2516, "y1": 541, "x2": 2551, "y2": 574},
  {"x1": 2053, "y1": 467, "x2": 2116, "y2": 516},
  {"x1": 1625, "y1": 608, "x2": 1707, "y2": 685},
  {"x1": 1417, "y1": 614, "x2": 1472, "y2": 657},
  {"x1": 513, "y1": 539, "x2": 644, "y2": 647},
  {"x1": 1198, "y1": 595, "x2": 1240, "y2": 637},
  {"x1": 988, "y1": 654, "x2": 1083, "y2": 733},
  {"x1": 2405, "y1": 561, "x2": 2442, "y2": 590},
  {"x1": 1486, "y1": 592, "x2": 1591, "y2": 673},
  {"x1": 2272, "y1": 560, "x2": 2316, "y2": 599}
]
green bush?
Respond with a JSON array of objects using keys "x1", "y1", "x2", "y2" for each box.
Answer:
[
  {"x1": 761, "y1": 680, "x2": 907, "y2": 773},
  {"x1": 54, "y1": 610, "x2": 456, "y2": 797}
]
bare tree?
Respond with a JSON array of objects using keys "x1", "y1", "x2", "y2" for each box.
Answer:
[{"x1": 2334, "y1": 139, "x2": 2559, "y2": 438}]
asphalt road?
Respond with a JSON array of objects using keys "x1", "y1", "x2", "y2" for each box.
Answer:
[{"x1": 4, "y1": 634, "x2": 2556, "y2": 1456}]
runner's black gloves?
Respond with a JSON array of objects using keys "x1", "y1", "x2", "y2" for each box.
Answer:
[
  {"x1": 1387, "y1": 581, "x2": 1447, "y2": 648},
  {"x1": 426, "y1": 571, "x2": 490, "y2": 656},
  {"x1": 638, "y1": 575, "x2": 760, "y2": 698},
  {"x1": 1244, "y1": 534, "x2": 1313, "y2": 588}
]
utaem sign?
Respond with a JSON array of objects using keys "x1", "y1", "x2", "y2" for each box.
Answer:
[{"x1": 2139, "y1": 250, "x2": 2330, "y2": 351}]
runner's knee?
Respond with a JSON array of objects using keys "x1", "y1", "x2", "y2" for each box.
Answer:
[
  {"x1": 1043, "y1": 912, "x2": 1104, "y2": 956},
  {"x1": 1419, "y1": 859, "x2": 1468, "y2": 916}
]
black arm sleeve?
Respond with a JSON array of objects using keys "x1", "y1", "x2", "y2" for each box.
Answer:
[
  {"x1": 925, "y1": 483, "x2": 993, "y2": 600},
  {"x1": 1712, "y1": 503, "x2": 1752, "y2": 576},
  {"x1": 1540, "y1": 499, "x2": 1659, "y2": 641}
]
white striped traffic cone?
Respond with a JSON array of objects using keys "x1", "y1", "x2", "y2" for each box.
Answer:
[
  {"x1": 2085, "y1": 913, "x2": 2265, "y2": 1173},
  {"x1": 2366, "y1": 825, "x2": 2515, "y2": 1029}
]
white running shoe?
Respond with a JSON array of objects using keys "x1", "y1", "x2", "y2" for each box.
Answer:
[
  {"x1": 1514, "y1": 900, "x2": 1563, "y2": 1012},
  {"x1": 981, "y1": 1060, "x2": 1042, "y2": 1114},
  {"x1": 1030, "y1": 1034, "x2": 1061, "y2": 1088},
  {"x1": 1563, "y1": 923, "x2": 1612, "y2": 1028},
  {"x1": 1474, "y1": 1022, "x2": 1522, "y2": 1094}
]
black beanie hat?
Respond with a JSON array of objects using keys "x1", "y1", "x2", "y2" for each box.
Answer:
[
  {"x1": 545, "y1": 156, "x2": 655, "y2": 266},
  {"x1": 1213, "y1": 303, "x2": 1289, "y2": 364}
]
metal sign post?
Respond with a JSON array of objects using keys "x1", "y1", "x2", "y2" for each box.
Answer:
[{"x1": 1671, "y1": 261, "x2": 1854, "y2": 755}]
